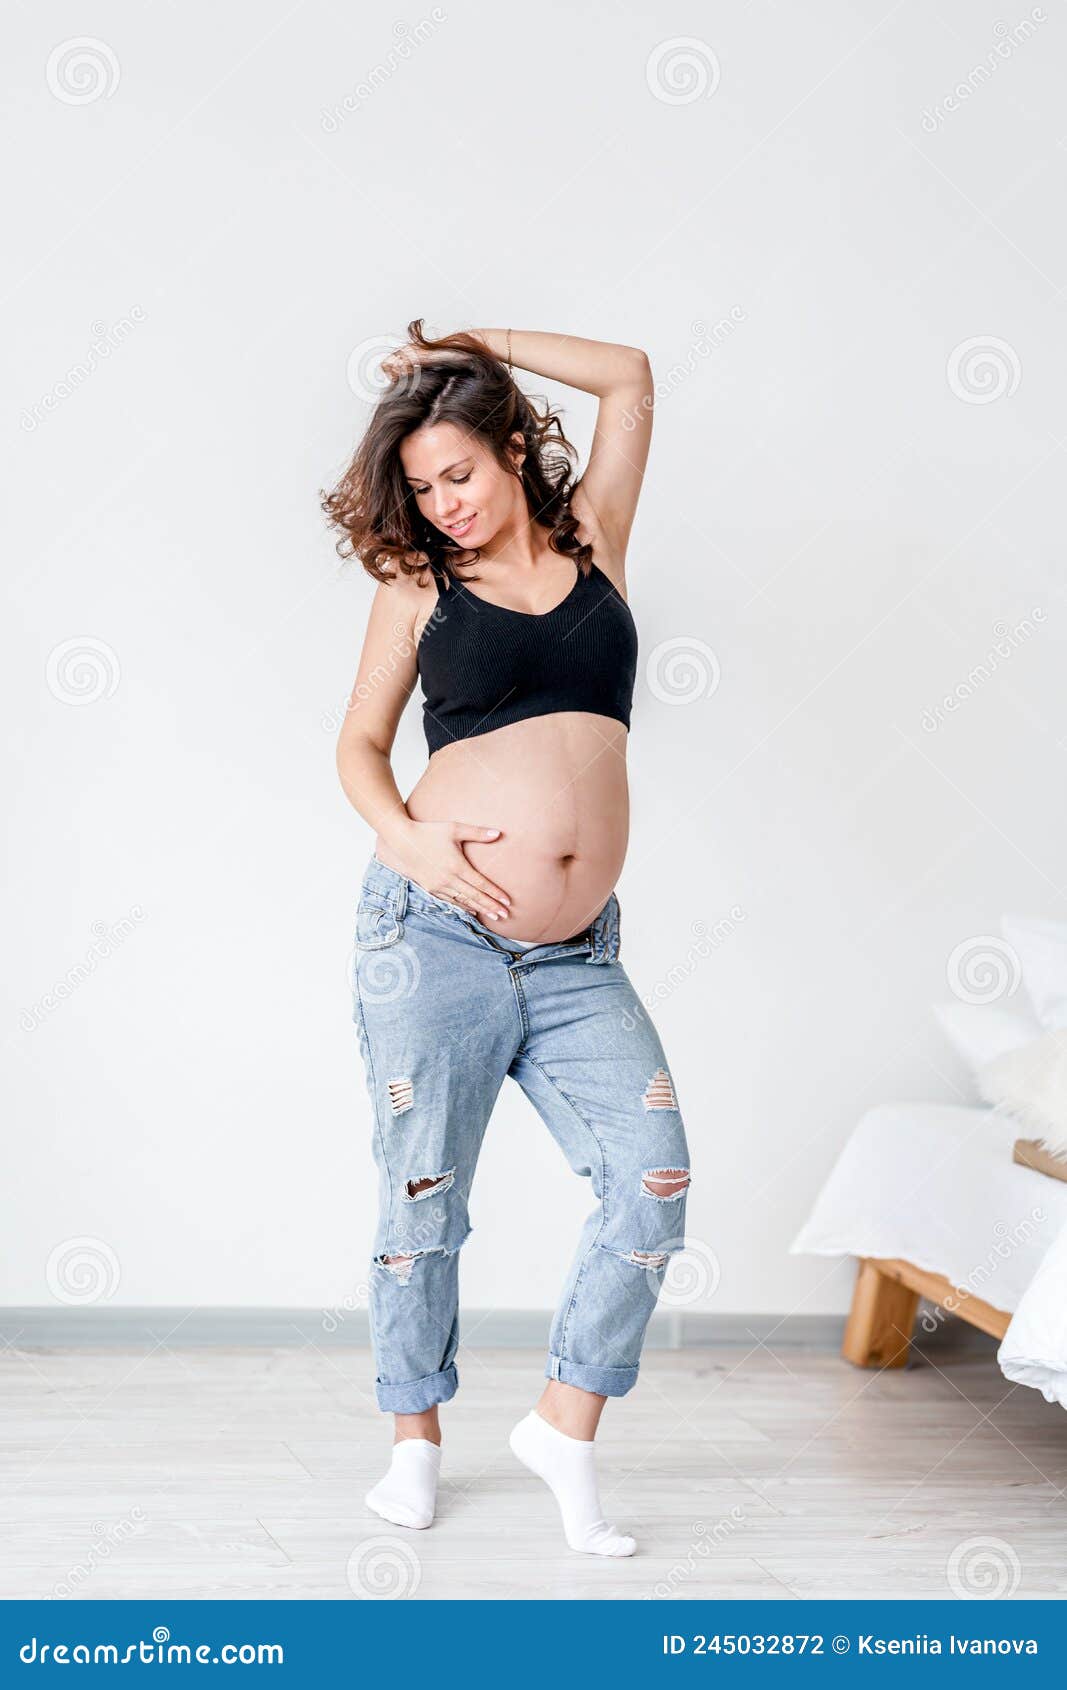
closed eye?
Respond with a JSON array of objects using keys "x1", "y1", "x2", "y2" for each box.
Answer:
[{"x1": 408, "y1": 468, "x2": 473, "y2": 496}]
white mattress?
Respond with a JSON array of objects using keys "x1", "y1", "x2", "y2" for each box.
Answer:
[{"x1": 789, "y1": 1101, "x2": 1067, "y2": 1313}]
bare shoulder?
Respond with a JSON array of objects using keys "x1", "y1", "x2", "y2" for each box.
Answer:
[{"x1": 379, "y1": 560, "x2": 441, "y2": 642}]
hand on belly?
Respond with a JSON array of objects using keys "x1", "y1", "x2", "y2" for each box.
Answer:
[
  {"x1": 460, "y1": 839, "x2": 623, "y2": 942},
  {"x1": 394, "y1": 714, "x2": 630, "y2": 943}
]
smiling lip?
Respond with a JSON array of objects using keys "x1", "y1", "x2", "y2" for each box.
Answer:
[{"x1": 445, "y1": 513, "x2": 476, "y2": 536}]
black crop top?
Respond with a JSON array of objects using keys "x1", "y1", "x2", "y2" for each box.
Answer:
[{"x1": 416, "y1": 559, "x2": 638, "y2": 756}]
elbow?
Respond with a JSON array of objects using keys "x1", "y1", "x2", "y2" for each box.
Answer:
[
  {"x1": 335, "y1": 712, "x2": 366, "y2": 791},
  {"x1": 335, "y1": 704, "x2": 355, "y2": 769},
  {"x1": 335, "y1": 735, "x2": 354, "y2": 801},
  {"x1": 625, "y1": 346, "x2": 652, "y2": 379},
  {"x1": 615, "y1": 347, "x2": 653, "y2": 397},
  {"x1": 337, "y1": 717, "x2": 388, "y2": 783}
]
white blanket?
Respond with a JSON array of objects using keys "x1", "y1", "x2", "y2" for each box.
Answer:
[
  {"x1": 790, "y1": 1102, "x2": 1067, "y2": 1407},
  {"x1": 998, "y1": 1218, "x2": 1067, "y2": 1408}
]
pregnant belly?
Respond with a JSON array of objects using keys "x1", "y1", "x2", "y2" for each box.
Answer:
[{"x1": 377, "y1": 713, "x2": 629, "y2": 943}]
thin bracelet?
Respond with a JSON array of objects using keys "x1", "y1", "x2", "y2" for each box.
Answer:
[{"x1": 506, "y1": 327, "x2": 513, "y2": 373}]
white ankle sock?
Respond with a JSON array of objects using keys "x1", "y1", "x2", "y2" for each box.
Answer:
[
  {"x1": 365, "y1": 1438, "x2": 441, "y2": 1529},
  {"x1": 508, "y1": 1409, "x2": 636, "y2": 1557}
]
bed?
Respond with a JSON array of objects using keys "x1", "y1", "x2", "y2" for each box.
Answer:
[{"x1": 790, "y1": 1101, "x2": 1067, "y2": 1409}]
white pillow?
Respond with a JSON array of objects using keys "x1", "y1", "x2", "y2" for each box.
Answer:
[
  {"x1": 932, "y1": 999, "x2": 1040, "y2": 1079},
  {"x1": 978, "y1": 1029, "x2": 1067, "y2": 1159},
  {"x1": 1002, "y1": 915, "x2": 1067, "y2": 1030}
]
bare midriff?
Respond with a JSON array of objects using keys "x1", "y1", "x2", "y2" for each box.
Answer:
[{"x1": 375, "y1": 712, "x2": 629, "y2": 944}]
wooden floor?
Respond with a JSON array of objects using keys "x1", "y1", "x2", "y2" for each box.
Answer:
[{"x1": 2, "y1": 1340, "x2": 1066, "y2": 1600}]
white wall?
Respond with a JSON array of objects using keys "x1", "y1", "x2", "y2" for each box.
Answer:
[{"x1": 4, "y1": 0, "x2": 1065, "y2": 1317}]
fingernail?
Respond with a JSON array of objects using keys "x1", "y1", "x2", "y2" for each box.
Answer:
[{"x1": 486, "y1": 828, "x2": 501, "y2": 838}]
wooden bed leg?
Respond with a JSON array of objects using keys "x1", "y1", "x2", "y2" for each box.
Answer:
[{"x1": 842, "y1": 1257, "x2": 920, "y2": 1368}]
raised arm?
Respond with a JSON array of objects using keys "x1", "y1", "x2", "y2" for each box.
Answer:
[{"x1": 471, "y1": 329, "x2": 654, "y2": 583}]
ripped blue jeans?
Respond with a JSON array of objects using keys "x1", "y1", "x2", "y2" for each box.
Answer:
[{"x1": 350, "y1": 855, "x2": 691, "y2": 1414}]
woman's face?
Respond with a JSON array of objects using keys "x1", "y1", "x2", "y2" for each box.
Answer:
[{"x1": 399, "y1": 422, "x2": 521, "y2": 549}]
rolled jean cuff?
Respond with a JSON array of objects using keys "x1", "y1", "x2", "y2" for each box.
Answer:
[
  {"x1": 375, "y1": 1363, "x2": 458, "y2": 1414},
  {"x1": 545, "y1": 1354, "x2": 639, "y2": 1398}
]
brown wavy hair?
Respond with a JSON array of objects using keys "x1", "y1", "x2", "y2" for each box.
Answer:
[{"x1": 320, "y1": 318, "x2": 593, "y2": 586}]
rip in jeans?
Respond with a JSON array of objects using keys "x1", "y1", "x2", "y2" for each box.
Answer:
[{"x1": 640, "y1": 1167, "x2": 690, "y2": 1200}]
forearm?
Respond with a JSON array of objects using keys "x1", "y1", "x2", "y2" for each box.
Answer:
[
  {"x1": 336, "y1": 735, "x2": 416, "y2": 852},
  {"x1": 473, "y1": 328, "x2": 650, "y2": 399}
]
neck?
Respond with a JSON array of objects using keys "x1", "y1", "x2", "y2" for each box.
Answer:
[{"x1": 476, "y1": 514, "x2": 552, "y2": 572}]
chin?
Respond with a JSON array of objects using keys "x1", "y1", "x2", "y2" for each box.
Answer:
[{"x1": 444, "y1": 518, "x2": 493, "y2": 549}]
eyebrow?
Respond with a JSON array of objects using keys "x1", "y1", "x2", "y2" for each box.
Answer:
[{"x1": 405, "y1": 458, "x2": 472, "y2": 483}]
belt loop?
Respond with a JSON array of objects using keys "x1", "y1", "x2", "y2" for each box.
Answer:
[
  {"x1": 587, "y1": 909, "x2": 603, "y2": 965},
  {"x1": 392, "y1": 874, "x2": 409, "y2": 921},
  {"x1": 587, "y1": 892, "x2": 620, "y2": 965}
]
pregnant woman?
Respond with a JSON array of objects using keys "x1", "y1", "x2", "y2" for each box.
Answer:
[{"x1": 324, "y1": 321, "x2": 690, "y2": 1558}]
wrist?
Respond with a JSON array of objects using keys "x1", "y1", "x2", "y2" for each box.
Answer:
[{"x1": 377, "y1": 807, "x2": 419, "y2": 853}]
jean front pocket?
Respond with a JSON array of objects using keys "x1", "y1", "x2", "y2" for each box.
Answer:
[
  {"x1": 352, "y1": 902, "x2": 422, "y2": 1014},
  {"x1": 354, "y1": 902, "x2": 404, "y2": 951}
]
